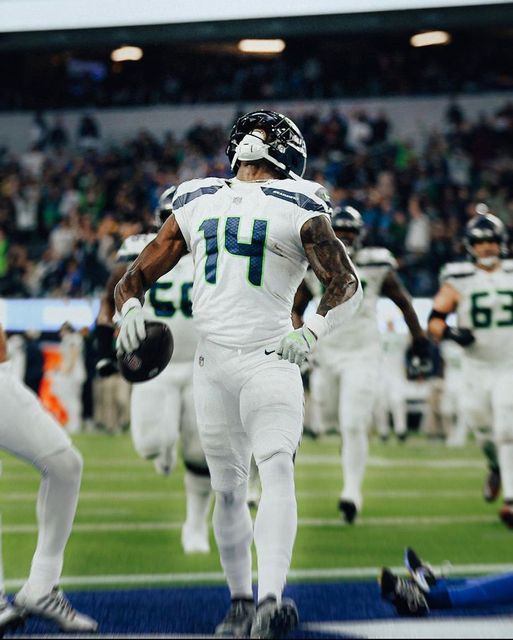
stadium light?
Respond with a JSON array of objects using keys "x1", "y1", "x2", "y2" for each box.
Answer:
[
  {"x1": 110, "y1": 46, "x2": 143, "y2": 62},
  {"x1": 410, "y1": 31, "x2": 451, "y2": 48},
  {"x1": 238, "y1": 39, "x2": 286, "y2": 54}
]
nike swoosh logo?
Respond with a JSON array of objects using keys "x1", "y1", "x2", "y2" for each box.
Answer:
[{"x1": 264, "y1": 349, "x2": 275, "y2": 355}]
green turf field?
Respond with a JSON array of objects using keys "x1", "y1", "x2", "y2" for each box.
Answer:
[{"x1": 1, "y1": 433, "x2": 511, "y2": 590}]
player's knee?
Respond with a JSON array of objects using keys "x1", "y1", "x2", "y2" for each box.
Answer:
[
  {"x1": 257, "y1": 451, "x2": 294, "y2": 496},
  {"x1": 213, "y1": 485, "x2": 251, "y2": 545},
  {"x1": 41, "y1": 446, "x2": 83, "y2": 483},
  {"x1": 342, "y1": 418, "x2": 366, "y2": 438}
]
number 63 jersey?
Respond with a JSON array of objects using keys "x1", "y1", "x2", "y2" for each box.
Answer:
[
  {"x1": 441, "y1": 259, "x2": 513, "y2": 367},
  {"x1": 117, "y1": 234, "x2": 197, "y2": 363},
  {"x1": 172, "y1": 176, "x2": 332, "y2": 349}
]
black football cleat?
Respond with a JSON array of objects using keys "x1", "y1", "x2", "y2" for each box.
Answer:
[
  {"x1": 338, "y1": 499, "x2": 358, "y2": 524},
  {"x1": 250, "y1": 596, "x2": 299, "y2": 639},
  {"x1": 380, "y1": 568, "x2": 429, "y2": 617},
  {"x1": 215, "y1": 597, "x2": 256, "y2": 638},
  {"x1": 404, "y1": 548, "x2": 437, "y2": 592}
]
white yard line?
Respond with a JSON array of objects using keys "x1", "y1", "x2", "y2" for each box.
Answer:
[
  {"x1": 0, "y1": 489, "x2": 481, "y2": 501},
  {"x1": 5, "y1": 563, "x2": 513, "y2": 590},
  {"x1": 2, "y1": 514, "x2": 497, "y2": 535}
]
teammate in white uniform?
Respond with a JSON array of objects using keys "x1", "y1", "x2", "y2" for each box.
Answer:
[
  {"x1": 295, "y1": 206, "x2": 431, "y2": 523},
  {"x1": 440, "y1": 341, "x2": 467, "y2": 447},
  {"x1": 0, "y1": 324, "x2": 97, "y2": 635},
  {"x1": 428, "y1": 210, "x2": 513, "y2": 527},
  {"x1": 375, "y1": 320, "x2": 409, "y2": 442},
  {"x1": 95, "y1": 190, "x2": 212, "y2": 554},
  {"x1": 114, "y1": 110, "x2": 362, "y2": 638}
]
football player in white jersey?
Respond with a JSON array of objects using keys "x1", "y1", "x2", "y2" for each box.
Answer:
[
  {"x1": 0, "y1": 324, "x2": 97, "y2": 635},
  {"x1": 95, "y1": 189, "x2": 212, "y2": 554},
  {"x1": 114, "y1": 110, "x2": 362, "y2": 638},
  {"x1": 428, "y1": 210, "x2": 513, "y2": 527},
  {"x1": 294, "y1": 206, "x2": 431, "y2": 524}
]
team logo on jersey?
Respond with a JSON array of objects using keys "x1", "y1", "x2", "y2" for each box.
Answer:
[{"x1": 124, "y1": 354, "x2": 142, "y2": 371}]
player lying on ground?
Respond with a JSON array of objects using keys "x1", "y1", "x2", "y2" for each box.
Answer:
[
  {"x1": 114, "y1": 110, "x2": 362, "y2": 639},
  {"x1": 294, "y1": 206, "x2": 431, "y2": 524},
  {"x1": 381, "y1": 547, "x2": 513, "y2": 616},
  {"x1": 95, "y1": 194, "x2": 212, "y2": 554},
  {"x1": 0, "y1": 324, "x2": 97, "y2": 635},
  {"x1": 428, "y1": 208, "x2": 513, "y2": 528}
]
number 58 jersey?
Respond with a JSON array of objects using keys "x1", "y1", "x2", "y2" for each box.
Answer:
[
  {"x1": 117, "y1": 234, "x2": 197, "y2": 363},
  {"x1": 172, "y1": 177, "x2": 332, "y2": 349},
  {"x1": 441, "y1": 259, "x2": 513, "y2": 368}
]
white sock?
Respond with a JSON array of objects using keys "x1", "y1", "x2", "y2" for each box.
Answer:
[
  {"x1": 254, "y1": 453, "x2": 297, "y2": 604},
  {"x1": 341, "y1": 427, "x2": 368, "y2": 510},
  {"x1": 25, "y1": 447, "x2": 83, "y2": 596},
  {"x1": 213, "y1": 484, "x2": 253, "y2": 599},
  {"x1": 498, "y1": 442, "x2": 513, "y2": 501},
  {"x1": 184, "y1": 470, "x2": 212, "y2": 532}
]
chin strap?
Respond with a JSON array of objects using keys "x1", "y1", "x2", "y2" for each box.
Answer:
[{"x1": 232, "y1": 130, "x2": 291, "y2": 178}]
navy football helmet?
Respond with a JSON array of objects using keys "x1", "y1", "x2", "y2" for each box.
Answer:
[
  {"x1": 155, "y1": 185, "x2": 177, "y2": 227},
  {"x1": 464, "y1": 207, "x2": 508, "y2": 258},
  {"x1": 332, "y1": 206, "x2": 364, "y2": 252},
  {"x1": 226, "y1": 110, "x2": 307, "y2": 180}
]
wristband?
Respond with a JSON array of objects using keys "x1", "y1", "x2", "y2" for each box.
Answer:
[
  {"x1": 121, "y1": 298, "x2": 142, "y2": 318},
  {"x1": 305, "y1": 314, "x2": 328, "y2": 340}
]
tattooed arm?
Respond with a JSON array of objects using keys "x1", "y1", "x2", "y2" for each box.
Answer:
[
  {"x1": 300, "y1": 215, "x2": 361, "y2": 338},
  {"x1": 276, "y1": 215, "x2": 361, "y2": 365},
  {"x1": 114, "y1": 215, "x2": 188, "y2": 353}
]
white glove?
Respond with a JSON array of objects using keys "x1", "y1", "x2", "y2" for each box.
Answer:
[
  {"x1": 276, "y1": 326, "x2": 317, "y2": 366},
  {"x1": 116, "y1": 298, "x2": 147, "y2": 354}
]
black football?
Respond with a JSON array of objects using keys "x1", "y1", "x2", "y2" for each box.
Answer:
[{"x1": 118, "y1": 321, "x2": 173, "y2": 383}]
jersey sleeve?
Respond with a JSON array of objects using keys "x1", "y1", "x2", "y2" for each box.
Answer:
[
  {"x1": 357, "y1": 247, "x2": 397, "y2": 271},
  {"x1": 116, "y1": 234, "x2": 155, "y2": 263},
  {"x1": 439, "y1": 261, "x2": 475, "y2": 294},
  {"x1": 292, "y1": 180, "x2": 333, "y2": 236}
]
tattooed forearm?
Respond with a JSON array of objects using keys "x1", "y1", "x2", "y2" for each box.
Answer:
[{"x1": 301, "y1": 215, "x2": 359, "y2": 317}]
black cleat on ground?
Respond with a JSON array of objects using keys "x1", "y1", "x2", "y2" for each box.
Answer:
[
  {"x1": 380, "y1": 568, "x2": 429, "y2": 617},
  {"x1": 397, "y1": 433, "x2": 408, "y2": 443},
  {"x1": 404, "y1": 547, "x2": 437, "y2": 592},
  {"x1": 338, "y1": 499, "x2": 357, "y2": 524},
  {"x1": 0, "y1": 600, "x2": 26, "y2": 637},
  {"x1": 250, "y1": 596, "x2": 299, "y2": 639},
  {"x1": 215, "y1": 597, "x2": 256, "y2": 638}
]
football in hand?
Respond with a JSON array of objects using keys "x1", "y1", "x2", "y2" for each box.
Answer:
[{"x1": 118, "y1": 321, "x2": 173, "y2": 383}]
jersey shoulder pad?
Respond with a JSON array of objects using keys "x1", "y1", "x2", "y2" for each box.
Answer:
[
  {"x1": 171, "y1": 177, "x2": 225, "y2": 211},
  {"x1": 116, "y1": 233, "x2": 156, "y2": 262},
  {"x1": 356, "y1": 247, "x2": 397, "y2": 269},
  {"x1": 440, "y1": 261, "x2": 475, "y2": 283},
  {"x1": 261, "y1": 178, "x2": 332, "y2": 215},
  {"x1": 502, "y1": 259, "x2": 513, "y2": 273}
]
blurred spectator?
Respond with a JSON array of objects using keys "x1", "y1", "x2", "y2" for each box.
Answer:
[
  {"x1": 77, "y1": 113, "x2": 101, "y2": 151},
  {"x1": 48, "y1": 116, "x2": 69, "y2": 152}
]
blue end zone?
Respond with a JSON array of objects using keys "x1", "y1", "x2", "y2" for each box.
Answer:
[{"x1": 7, "y1": 581, "x2": 513, "y2": 637}]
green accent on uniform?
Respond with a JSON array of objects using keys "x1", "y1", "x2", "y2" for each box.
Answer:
[
  {"x1": 470, "y1": 290, "x2": 513, "y2": 328},
  {"x1": 497, "y1": 290, "x2": 513, "y2": 327},
  {"x1": 470, "y1": 292, "x2": 492, "y2": 328},
  {"x1": 149, "y1": 281, "x2": 193, "y2": 318}
]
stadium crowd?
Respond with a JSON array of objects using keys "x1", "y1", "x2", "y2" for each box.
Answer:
[{"x1": 1, "y1": 99, "x2": 513, "y2": 300}]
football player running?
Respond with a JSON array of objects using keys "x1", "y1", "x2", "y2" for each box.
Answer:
[
  {"x1": 0, "y1": 324, "x2": 97, "y2": 635},
  {"x1": 428, "y1": 209, "x2": 513, "y2": 527},
  {"x1": 95, "y1": 188, "x2": 212, "y2": 554},
  {"x1": 114, "y1": 110, "x2": 362, "y2": 638},
  {"x1": 294, "y1": 206, "x2": 431, "y2": 524}
]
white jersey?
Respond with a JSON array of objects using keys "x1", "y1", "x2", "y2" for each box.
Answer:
[
  {"x1": 441, "y1": 260, "x2": 513, "y2": 368},
  {"x1": 117, "y1": 234, "x2": 197, "y2": 362},
  {"x1": 172, "y1": 176, "x2": 331, "y2": 348},
  {"x1": 307, "y1": 246, "x2": 396, "y2": 365}
]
